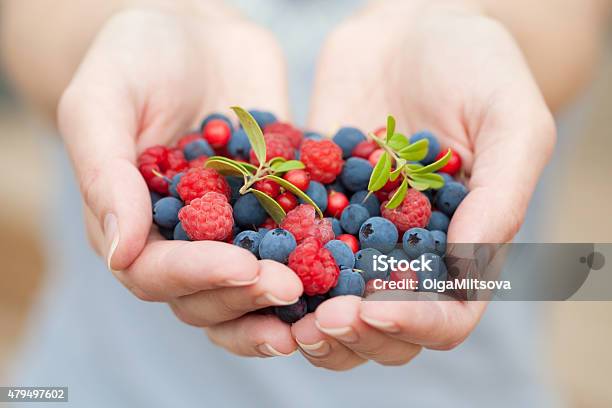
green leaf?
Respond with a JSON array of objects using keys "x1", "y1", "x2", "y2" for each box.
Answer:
[
  {"x1": 271, "y1": 160, "x2": 305, "y2": 173},
  {"x1": 398, "y1": 139, "x2": 428, "y2": 161},
  {"x1": 251, "y1": 189, "x2": 286, "y2": 224},
  {"x1": 388, "y1": 133, "x2": 409, "y2": 151},
  {"x1": 411, "y1": 173, "x2": 445, "y2": 190},
  {"x1": 386, "y1": 116, "x2": 396, "y2": 142},
  {"x1": 390, "y1": 160, "x2": 406, "y2": 182},
  {"x1": 268, "y1": 157, "x2": 286, "y2": 167},
  {"x1": 264, "y1": 175, "x2": 324, "y2": 218},
  {"x1": 407, "y1": 178, "x2": 430, "y2": 191},
  {"x1": 205, "y1": 157, "x2": 249, "y2": 176},
  {"x1": 385, "y1": 177, "x2": 408, "y2": 209},
  {"x1": 367, "y1": 151, "x2": 391, "y2": 192},
  {"x1": 411, "y1": 148, "x2": 451, "y2": 174},
  {"x1": 369, "y1": 133, "x2": 387, "y2": 148},
  {"x1": 231, "y1": 106, "x2": 266, "y2": 166}
]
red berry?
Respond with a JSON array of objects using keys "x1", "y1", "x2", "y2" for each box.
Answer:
[
  {"x1": 381, "y1": 189, "x2": 431, "y2": 233},
  {"x1": 260, "y1": 217, "x2": 278, "y2": 230},
  {"x1": 351, "y1": 140, "x2": 378, "y2": 159},
  {"x1": 381, "y1": 177, "x2": 401, "y2": 193},
  {"x1": 337, "y1": 234, "x2": 359, "y2": 253},
  {"x1": 283, "y1": 169, "x2": 310, "y2": 191},
  {"x1": 326, "y1": 191, "x2": 349, "y2": 218},
  {"x1": 373, "y1": 127, "x2": 386, "y2": 138},
  {"x1": 177, "y1": 167, "x2": 231, "y2": 204},
  {"x1": 264, "y1": 122, "x2": 303, "y2": 148},
  {"x1": 368, "y1": 149, "x2": 384, "y2": 166},
  {"x1": 178, "y1": 192, "x2": 233, "y2": 241},
  {"x1": 177, "y1": 132, "x2": 202, "y2": 150},
  {"x1": 188, "y1": 156, "x2": 208, "y2": 168},
  {"x1": 436, "y1": 149, "x2": 462, "y2": 175},
  {"x1": 375, "y1": 190, "x2": 389, "y2": 202},
  {"x1": 250, "y1": 133, "x2": 295, "y2": 165},
  {"x1": 254, "y1": 179, "x2": 280, "y2": 198},
  {"x1": 139, "y1": 163, "x2": 168, "y2": 194},
  {"x1": 203, "y1": 119, "x2": 231, "y2": 148},
  {"x1": 300, "y1": 139, "x2": 344, "y2": 183},
  {"x1": 288, "y1": 237, "x2": 340, "y2": 295},
  {"x1": 277, "y1": 192, "x2": 298, "y2": 212},
  {"x1": 281, "y1": 204, "x2": 334, "y2": 244},
  {"x1": 138, "y1": 145, "x2": 172, "y2": 194},
  {"x1": 166, "y1": 148, "x2": 188, "y2": 172}
]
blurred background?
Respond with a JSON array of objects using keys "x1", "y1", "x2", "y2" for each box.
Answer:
[{"x1": 0, "y1": 37, "x2": 611, "y2": 408}]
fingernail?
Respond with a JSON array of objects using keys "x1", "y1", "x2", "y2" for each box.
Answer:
[
  {"x1": 104, "y1": 213, "x2": 119, "y2": 271},
  {"x1": 360, "y1": 315, "x2": 401, "y2": 333},
  {"x1": 315, "y1": 320, "x2": 358, "y2": 343},
  {"x1": 257, "y1": 343, "x2": 295, "y2": 357},
  {"x1": 296, "y1": 340, "x2": 331, "y2": 357},
  {"x1": 255, "y1": 293, "x2": 299, "y2": 306},
  {"x1": 222, "y1": 275, "x2": 260, "y2": 287}
]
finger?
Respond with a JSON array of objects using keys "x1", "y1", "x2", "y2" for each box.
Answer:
[
  {"x1": 291, "y1": 313, "x2": 366, "y2": 371},
  {"x1": 206, "y1": 313, "x2": 297, "y2": 358},
  {"x1": 313, "y1": 296, "x2": 422, "y2": 365},
  {"x1": 169, "y1": 260, "x2": 303, "y2": 327}
]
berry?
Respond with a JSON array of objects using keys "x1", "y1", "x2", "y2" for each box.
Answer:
[
  {"x1": 349, "y1": 190, "x2": 380, "y2": 217},
  {"x1": 351, "y1": 140, "x2": 378, "y2": 159},
  {"x1": 373, "y1": 127, "x2": 387, "y2": 138},
  {"x1": 355, "y1": 247, "x2": 385, "y2": 282},
  {"x1": 254, "y1": 179, "x2": 280, "y2": 198},
  {"x1": 274, "y1": 297, "x2": 307, "y2": 324},
  {"x1": 359, "y1": 217, "x2": 398, "y2": 254},
  {"x1": 184, "y1": 139, "x2": 214, "y2": 161},
  {"x1": 168, "y1": 172, "x2": 184, "y2": 199},
  {"x1": 201, "y1": 113, "x2": 233, "y2": 133},
  {"x1": 250, "y1": 132, "x2": 295, "y2": 165},
  {"x1": 410, "y1": 131, "x2": 440, "y2": 164},
  {"x1": 260, "y1": 218, "x2": 278, "y2": 230},
  {"x1": 427, "y1": 211, "x2": 450, "y2": 232},
  {"x1": 416, "y1": 253, "x2": 448, "y2": 291},
  {"x1": 438, "y1": 172, "x2": 454, "y2": 185},
  {"x1": 434, "y1": 182, "x2": 468, "y2": 216},
  {"x1": 368, "y1": 149, "x2": 384, "y2": 167},
  {"x1": 381, "y1": 188, "x2": 432, "y2": 233},
  {"x1": 381, "y1": 178, "x2": 401, "y2": 193},
  {"x1": 324, "y1": 239, "x2": 356, "y2": 269},
  {"x1": 304, "y1": 131, "x2": 323, "y2": 141},
  {"x1": 387, "y1": 248, "x2": 411, "y2": 271},
  {"x1": 340, "y1": 158, "x2": 373, "y2": 192},
  {"x1": 329, "y1": 269, "x2": 365, "y2": 297},
  {"x1": 159, "y1": 226, "x2": 174, "y2": 240},
  {"x1": 248, "y1": 109, "x2": 277, "y2": 129},
  {"x1": 326, "y1": 180, "x2": 347, "y2": 195},
  {"x1": 203, "y1": 119, "x2": 231, "y2": 148},
  {"x1": 327, "y1": 217, "x2": 343, "y2": 236},
  {"x1": 300, "y1": 139, "x2": 344, "y2": 183},
  {"x1": 173, "y1": 222, "x2": 190, "y2": 241},
  {"x1": 332, "y1": 127, "x2": 367, "y2": 158},
  {"x1": 177, "y1": 168, "x2": 231, "y2": 204},
  {"x1": 177, "y1": 132, "x2": 203, "y2": 150},
  {"x1": 188, "y1": 156, "x2": 208, "y2": 168},
  {"x1": 166, "y1": 148, "x2": 189, "y2": 172},
  {"x1": 283, "y1": 169, "x2": 310, "y2": 191},
  {"x1": 227, "y1": 129, "x2": 251, "y2": 160},
  {"x1": 178, "y1": 192, "x2": 233, "y2": 241},
  {"x1": 436, "y1": 150, "x2": 462, "y2": 175},
  {"x1": 288, "y1": 237, "x2": 340, "y2": 295},
  {"x1": 150, "y1": 191, "x2": 163, "y2": 206},
  {"x1": 281, "y1": 204, "x2": 334, "y2": 244},
  {"x1": 301, "y1": 181, "x2": 328, "y2": 212},
  {"x1": 305, "y1": 294, "x2": 327, "y2": 313},
  {"x1": 277, "y1": 192, "x2": 298, "y2": 212},
  {"x1": 226, "y1": 176, "x2": 243, "y2": 204},
  {"x1": 153, "y1": 197, "x2": 184, "y2": 229},
  {"x1": 402, "y1": 228, "x2": 435, "y2": 259},
  {"x1": 233, "y1": 230, "x2": 263, "y2": 256},
  {"x1": 138, "y1": 145, "x2": 172, "y2": 194},
  {"x1": 326, "y1": 191, "x2": 349, "y2": 218},
  {"x1": 340, "y1": 204, "x2": 370, "y2": 235},
  {"x1": 259, "y1": 229, "x2": 297, "y2": 263},
  {"x1": 264, "y1": 122, "x2": 303, "y2": 148},
  {"x1": 337, "y1": 233, "x2": 359, "y2": 253},
  {"x1": 431, "y1": 230, "x2": 447, "y2": 256},
  {"x1": 233, "y1": 193, "x2": 268, "y2": 228}
]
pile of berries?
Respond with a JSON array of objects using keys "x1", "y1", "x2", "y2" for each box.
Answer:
[{"x1": 141, "y1": 109, "x2": 468, "y2": 324}]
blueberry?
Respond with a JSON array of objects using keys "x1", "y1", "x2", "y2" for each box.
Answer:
[
  {"x1": 340, "y1": 204, "x2": 369, "y2": 235},
  {"x1": 388, "y1": 247, "x2": 410, "y2": 263},
  {"x1": 422, "y1": 189, "x2": 434, "y2": 204},
  {"x1": 349, "y1": 190, "x2": 380, "y2": 217},
  {"x1": 233, "y1": 230, "x2": 263, "y2": 256},
  {"x1": 173, "y1": 222, "x2": 191, "y2": 241},
  {"x1": 274, "y1": 297, "x2": 307, "y2": 324},
  {"x1": 169, "y1": 172, "x2": 184, "y2": 199},
  {"x1": 153, "y1": 197, "x2": 183, "y2": 229},
  {"x1": 427, "y1": 211, "x2": 450, "y2": 232},
  {"x1": 234, "y1": 193, "x2": 267, "y2": 228},
  {"x1": 438, "y1": 172, "x2": 454, "y2": 185},
  {"x1": 333, "y1": 127, "x2": 367, "y2": 158},
  {"x1": 326, "y1": 180, "x2": 347, "y2": 195},
  {"x1": 226, "y1": 176, "x2": 243, "y2": 205},
  {"x1": 150, "y1": 191, "x2": 163, "y2": 206},
  {"x1": 158, "y1": 226, "x2": 174, "y2": 240},
  {"x1": 329, "y1": 269, "x2": 365, "y2": 297},
  {"x1": 200, "y1": 113, "x2": 233, "y2": 132},
  {"x1": 431, "y1": 231, "x2": 447, "y2": 256},
  {"x1": 305, "y1": 294, "x2": 327, "y2": 313},
  {"x1": 324, "y1": 240, "x2": 356, "y2": 269},
  {"x1": 340, "y1": 158, "x2": 373, "y2": 192},
  {"x1": 359, "y1": 217, "x2": 398, "y2": 254},
  {"x1": 227, "y1": 128, "x2": 251, "y2": 160},
  {"x1": 355, "y1": 248, "x2": 385, "y2": 282},
  {"x1": 435, "y1": 182, "x2": 468, "y2": 216},
  {"x1": 184, "y1": 139, "x2": 214, "y2": 160},
  {"x1": 416, "y1": 253, "x2": 448, "y2": 291},
  {"x1": 248, "y1": 109, "x2": 277, "y2": 129},
  {"x1": 402, "y1": 228, "x2": 435, "y2": 259},
  {"x1": 301, "y1": 181, "x2": 328, "y2": 212},
  {"x1": 410, "y1": 131, "x2": 441, "y2": 164},
  {"x1": 259, "y1": 229, "x2": 297, "y2": 263},
  {"x1": 304, "y1": 131, "x2": 323, "y2": 141},
  {"x1": 327, "y1": 217, "x2": 343, "y2": 236}
]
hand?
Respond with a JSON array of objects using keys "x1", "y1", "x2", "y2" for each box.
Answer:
[
  {"x1": 58, "y1": 7, "x2": 302, "y2": 357},
  {"x1": 294, "y1": 0, "x2": 556, "y2": 369}
]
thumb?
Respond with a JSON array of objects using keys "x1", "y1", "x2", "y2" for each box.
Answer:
[{"x1": 58, "y1": 84, "x2": 151, "y2": 271}]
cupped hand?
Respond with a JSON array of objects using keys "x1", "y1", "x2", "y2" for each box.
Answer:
[
  {"x1": 58, "y1": 7, "x2": 301, "y2": 357},
  {"x1": 294, "y1": 1, "x2": 556, "y2": 369}
]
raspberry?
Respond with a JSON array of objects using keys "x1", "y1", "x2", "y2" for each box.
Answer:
[
  {"x1": 381, "y1": 188, "x2": 432, "y2": 233},
  {"x1": 288, "y1": 237, "x2": 340, "y2": 295},
  {"x1": 250, "y1": 133, "x2": 295, "y2": 165},
  {"x1": 138, "y1": 145, "x2": 173, "y2": 194},
  {"x1": 178, "y1": 192, "x2": 233, "y2": 241},
  {"x1": 177, "y1": 168, "x2": 231, "y2": 204},
  {"x1": 177, "y1": 132, "x2": 202, "y2": 150},
  {"x1": 299, "y1": 140, "x2": 344, "y2": 183},
  {"x1": 188, "y1": 156, "x2": 208, "y2": 168},
  {"x1": 281, "y1": 204, "x2": 334, "y2": 244},
  {"x1": 264, "y1": 122, "x2": 303, "y2": 148},
  {"x1": 166, "y1": 148, "x2": 188, "y2": 172},
  {"x1": 260, "y1": 217, "x2": 278, "y2": 230}
]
